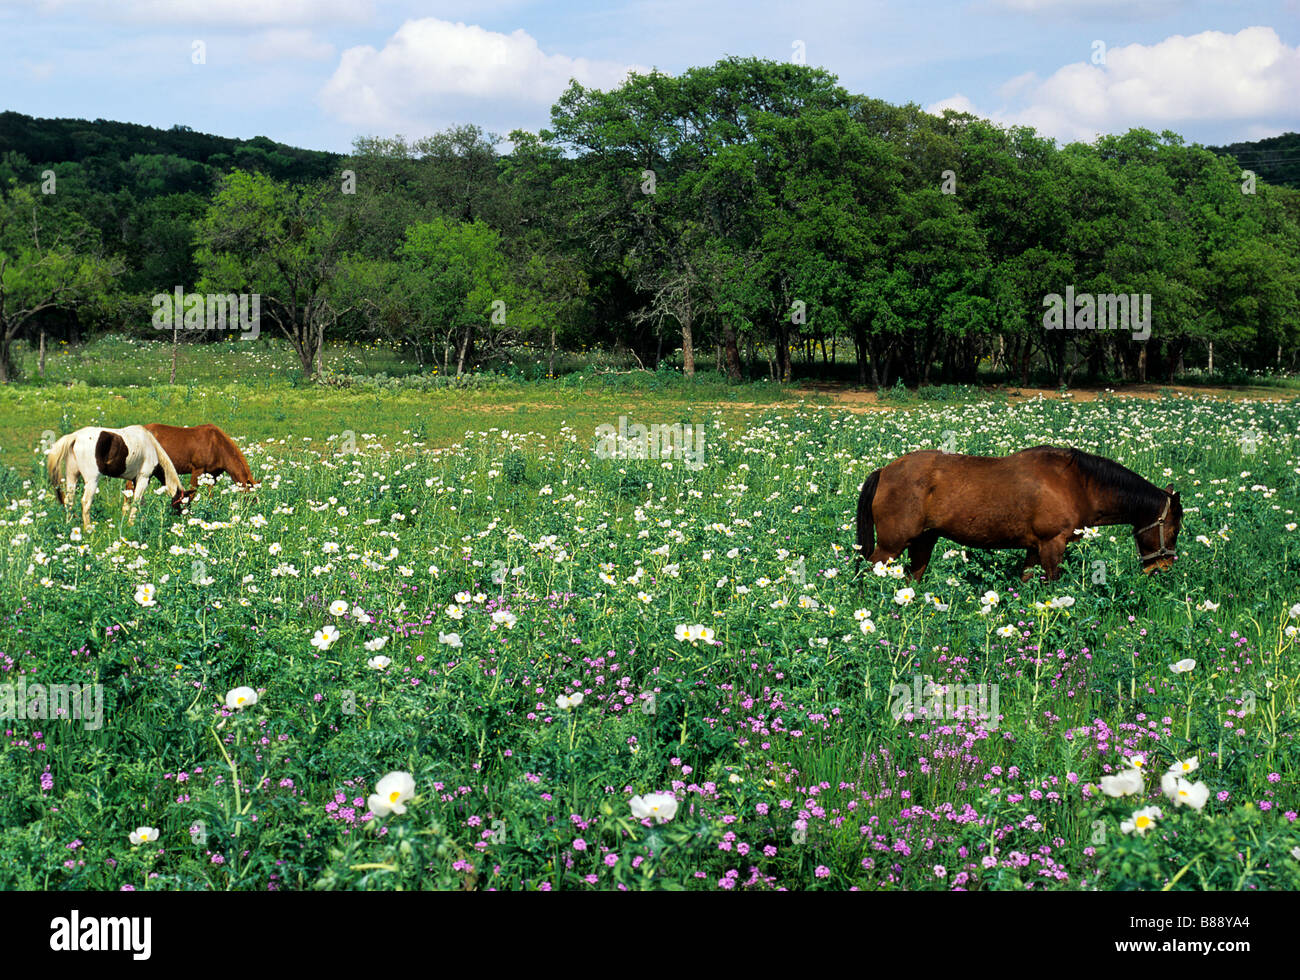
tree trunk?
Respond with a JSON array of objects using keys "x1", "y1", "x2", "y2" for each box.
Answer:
[
  {"x1": 774, "y1": 320, "x2": 789, "y2": 382},
  {"x1": 1207, "y1": 340, "x2": 1214, "y2": 374},
  {"x1": 548, "y1": 324, "x2": 556, "y2": 378},
  {"x1": 39, "y1": 329, "x2": 47, "y2": 379},
  {"x1": 456, "y1": 326, "x2": 471, "y2": 378},
  {"x1": 721, "y1": 321, "x2": 742, "y2": 381},
  {"x1": 681, "y1": 297, "x2": 695, "y2": 377}
]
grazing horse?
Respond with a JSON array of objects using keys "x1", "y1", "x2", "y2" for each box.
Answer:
[
  {"x1": 125, "y1": 423, "x2": 256, "y2": 498},
  {"x1": 46, "y1": 426, "x2": 186, "y2": 530},
  {"x1": 856, "y1": 446, "x2": 1183, "y2": 582}
]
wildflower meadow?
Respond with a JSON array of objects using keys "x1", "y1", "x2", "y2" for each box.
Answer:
[{"x1": 2, "y1": 381, "x2": 1298, "y2": 892}]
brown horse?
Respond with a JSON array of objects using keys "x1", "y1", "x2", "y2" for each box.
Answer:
[
  {"x1": 125, "y1": 423, "x2": 256, "y2": 500},
  {"x1": 855, "y1": 446, "x2": 1182, "y2": 581}
]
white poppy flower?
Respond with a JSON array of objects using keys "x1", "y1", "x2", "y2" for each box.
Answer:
[
  {"x1": 630, "y1": 793, "x2": 678, "y2": 824},
  {"x1": 225, "y1": 686, "x2": 258, "y2": 710},
  {"x1": 367, "y1": 771, "x2": 416, "y2": 816},
  {"x1": 1121, "y1": 806, "x2": 1162, "y2": 836},
  {"x1": 311, "y1": 625, "x2": 340, "y2": 650},
  {"x1": 1172, "y1": 778, "x2": 1210, "y2": 810},
  {"x1": 1099, "y1": 768, "x2": 1144, "y2": 797}
]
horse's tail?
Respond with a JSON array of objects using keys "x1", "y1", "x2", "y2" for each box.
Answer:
[
  {"x1": 47, "y1": 434, "x2": 76, "y2": 502},
  {"x1": 143, "y1": 430, "x2": 185, "y2": 504},
  {"x1": 856, "y1": 468, "x2": 880, "y2": 565}
]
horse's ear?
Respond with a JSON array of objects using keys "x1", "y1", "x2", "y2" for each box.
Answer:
[{"x1": 1164, "y1": 484, "x2": 1175, "y2": 494}]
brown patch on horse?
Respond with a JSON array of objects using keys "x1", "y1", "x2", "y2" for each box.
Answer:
[{"x1": 95, "y1": 431, "x2": 129, "y2": 477}]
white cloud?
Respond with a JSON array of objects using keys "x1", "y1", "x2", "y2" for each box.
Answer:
[
  {"x1": 927, "y1": 93, "x2": 979, "y2": 116},
  {"x1": 928, "y1": 27, "x2": 1300, "y2": 143},
  {"x1": 318, "y1": 18, "x2": 646, "y2": 132},
  {"x1": 244, "y1": 29, "x2": 335, "y2": 62}
]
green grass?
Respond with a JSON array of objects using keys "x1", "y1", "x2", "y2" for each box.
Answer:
[{"x1": 1, "y1": 343, "x2": 1298, "y2": 891}]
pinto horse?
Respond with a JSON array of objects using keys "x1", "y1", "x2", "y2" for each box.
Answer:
[
  {"x1": 855, "y1": 446, "x2": 1183, "y2": 581},
  {"x1": 46, "y1": 426, "x2": 186, "y2": 530},
  {"x1": 125, "y1": 423, "x2": 256, "y2": 499}
]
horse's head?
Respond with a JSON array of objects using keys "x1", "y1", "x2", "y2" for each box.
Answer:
[
  {"x1": 171, "y1": 487, "x2": 193, "y2": 512},
  {"x1": 234, "y1": 479, "x2": 262, "y2": 507},
  {"x1": 1136, "y1": 486, "x2": 1182, "y2": 574}
]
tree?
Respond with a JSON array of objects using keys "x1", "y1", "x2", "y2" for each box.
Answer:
[
  {"x1": 195, "y1": 170, "x2": 356, "y2": 378},
  {"x1": 397, "y1": 216, "x2": 514, "y2": 377},
  {"x1": 0, "y1": 184, "x2": 119, "y2": 382}
]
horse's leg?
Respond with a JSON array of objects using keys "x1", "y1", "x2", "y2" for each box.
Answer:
[
  {"x1": 905, "y1": 531, "x2": 940, "y2": 582},
  {"x1": 127, "y1": 476, "x2": 148, "y2": 526},
  {"x1": 1020, "y1": 547, "x2": 1041, "y2": 583},
  {"x1": 80, "y1": 474, "x2": 97, "y2": 531},
  {"x1": 123, "y1": 479, "x2": 135, "y2": 517},
  {"x1": 64, "y1": 466, "x2": 78, "y2": 519},
  {"x1": 1037, "y1": 533, "x2": 1072, "y2": 581}
]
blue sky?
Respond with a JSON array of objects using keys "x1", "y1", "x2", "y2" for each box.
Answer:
[{"x1": 3, "y1": 0, "x2": 1297, "y2": 152}]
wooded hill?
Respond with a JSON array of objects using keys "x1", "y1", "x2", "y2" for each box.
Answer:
[{"x1": 2, "y1": 59, "x2": 1298, "y2": 386}]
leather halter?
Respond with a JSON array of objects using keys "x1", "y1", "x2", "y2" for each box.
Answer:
[{"x1": 1135, "y1": 496, "x2": 1176, "y2": 562}]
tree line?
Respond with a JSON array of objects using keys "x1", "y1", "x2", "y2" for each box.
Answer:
[{"x1": 2, "y1": 58, "x2": 1298, "y2": 386}]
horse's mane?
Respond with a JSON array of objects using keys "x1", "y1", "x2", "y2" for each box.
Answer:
[{"x1": 1026, "y1": 445, "x2": 1165, "y2": 512}]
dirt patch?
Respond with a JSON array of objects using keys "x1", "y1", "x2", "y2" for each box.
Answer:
[
  {"x1": 997, "y1": 384, "x2": 1296, "y2": 403},
  {"x1": 785, "y1": 381, "x2": 1298, "y2": 411}
]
